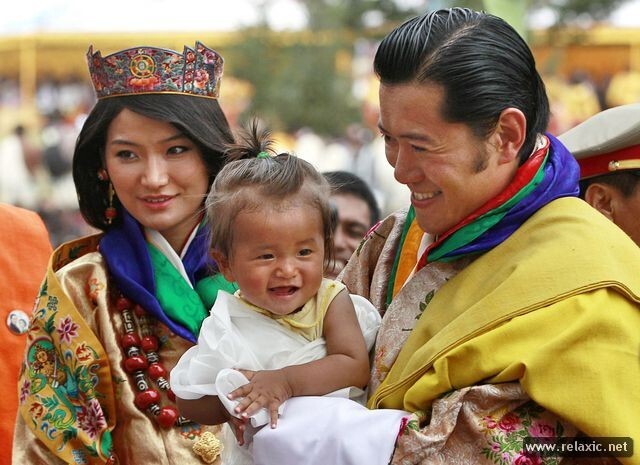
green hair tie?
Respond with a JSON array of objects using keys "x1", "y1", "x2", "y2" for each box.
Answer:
[{"x1": 257, "y1": 151, "x2": 270, "y2": 159}]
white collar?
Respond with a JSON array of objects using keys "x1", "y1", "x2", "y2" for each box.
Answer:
[{"x1": 144, "y1": 225, "x2": 200, "y2": 289}]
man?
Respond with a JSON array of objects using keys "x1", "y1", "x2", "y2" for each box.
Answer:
[
  {"x1": 335, "y1": 7, "x2": 639, "y2": 464},
  {"x1": 0, "y1": 203, "x2": 51, "y2": 463},
  {"x1": 559, "y1": 103, "x2": 640, "y2": 245},
  {"x1": 323, "y1": 170, "x2": 380, "y2": 278}
]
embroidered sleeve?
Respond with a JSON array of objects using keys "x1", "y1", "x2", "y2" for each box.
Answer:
[
  {"x1": 390, "y1": 383, "x2": 619, "y2": 465},
  {"x1": 15, "y1": 262, "x2": 116, "y2": 465}
]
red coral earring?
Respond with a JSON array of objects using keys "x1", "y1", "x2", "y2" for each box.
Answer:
[
  {"x1": 105, "y1": 183, "x2": 117, "y2": 224},
  {"x1": 98, "y1": 168, "x2": 117, "y2": 224}
]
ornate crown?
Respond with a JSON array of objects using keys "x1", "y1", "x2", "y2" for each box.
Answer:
[{"x1": 87, "y1": 41, "x2": 224, "y2": 100}]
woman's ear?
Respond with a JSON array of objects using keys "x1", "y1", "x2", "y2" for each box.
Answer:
[
  {"x1": 584, "y1": 183, "x2": 615, "y2": 221},
  {"x1": 211, "y1": 249, "x2": 234, "y2": 282},
  {"x1": 492, "y1": 108, "x2": 527, "y2": 165}
]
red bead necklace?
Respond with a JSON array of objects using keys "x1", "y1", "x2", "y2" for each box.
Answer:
[{"x1": 116, "y1": 295, "x2": 191, "y2": 428}]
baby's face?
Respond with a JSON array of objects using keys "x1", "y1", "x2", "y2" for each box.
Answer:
[{"x1": 222, "y1": 203, "x2": 325, "y2": 316}]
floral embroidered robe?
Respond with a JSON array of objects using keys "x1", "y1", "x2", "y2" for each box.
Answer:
[
  {"x1": 340, "y1": 202, "x2": 639, "y2": 465},
  {"x1": 13, "y1": 235, "x2": 223, "y2": 465}
]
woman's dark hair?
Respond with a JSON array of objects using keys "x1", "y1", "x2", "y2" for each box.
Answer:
[
  {"x1": 323, "y1": 170, "x2": 381, "y2": 226},
  {"x1": 73, "y1": 93, "x2": 235, "y2": 231},
  {"x1": 374, "y1": 7, "x2": 549, "y2": 164}
]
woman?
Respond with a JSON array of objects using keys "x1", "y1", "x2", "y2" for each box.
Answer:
[{"x1": 14, "y1": 42, "x2": 248, "y2": 465}]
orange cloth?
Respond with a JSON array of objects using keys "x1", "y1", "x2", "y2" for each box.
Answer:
[
  {"x1": 0, "y1": 203, "x2": 51, "y2": 463},
  {"x1": 391, "y1": 220, "x2": 423, "y2": 299}
]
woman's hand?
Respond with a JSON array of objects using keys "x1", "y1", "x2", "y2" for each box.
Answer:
[
  {"x1": 227, "y1": 369, "x2": 294, "y2": 427},
  {"x1": 227, "y1": 415, "x2": 248, "y2": 445}
]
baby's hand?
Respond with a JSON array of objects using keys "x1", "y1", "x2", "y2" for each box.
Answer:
[{"x1": 228, "y1": 369, "x2": 293, "y2": 427}]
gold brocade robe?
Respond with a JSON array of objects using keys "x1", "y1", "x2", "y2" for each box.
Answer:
[
  {"x1": 13, "y1": 235, "x2": 223, "y2": 465},
  {"x1": 341, "y1": 198, "x2": 640, "y2": 465}
]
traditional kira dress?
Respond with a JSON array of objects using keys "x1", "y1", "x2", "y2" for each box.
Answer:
[
  {"x1": 339, "y1": 134, "x2": 640, "y2": 465},
  {"x1": 14, "y1": 211, "x2": 236, "y2": 465}
]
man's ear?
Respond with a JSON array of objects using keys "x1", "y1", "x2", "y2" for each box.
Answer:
[
  {"x1": 211, "y1": 249, "x2": 234, "y2": 282},
  {"x1": 584, "y1": 183, "x2": 615, "y2": 221},
  {"x1": 491, "y1": 107, "x2": 527, "y2": 165}
]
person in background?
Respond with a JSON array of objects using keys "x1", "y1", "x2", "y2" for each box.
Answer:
[
  {"x1": 0, "y1": 124, "x2": 40, "y2": 209},
  {"x1": 335, "y1": 7, "x2": 638, "y2": 464},
  {"x1": 13, "y1": 42, "x2": 251, "y2": 465},
  {"x1": 559, "y1": 103, "x2": 640, "y2": 246},
  {"x1": 323, "y1": 170, "x2": 380, "y2": 278},
  {"x1": 0, "y1": 203, "x2": 52, "y2": 465}
]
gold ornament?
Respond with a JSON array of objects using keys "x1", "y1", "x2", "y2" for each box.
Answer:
[{"x1": 193, "y1": 431, "x2": 223, "y2": 464}]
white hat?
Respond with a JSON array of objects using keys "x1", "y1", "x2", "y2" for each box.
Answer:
[{"x1": 558, "y1": 103, "x2": 640, "y2": 179}]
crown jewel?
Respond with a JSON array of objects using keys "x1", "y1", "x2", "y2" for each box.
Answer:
[{"x1": 87, "y1": 41, "x2": 223, "y2": 99}]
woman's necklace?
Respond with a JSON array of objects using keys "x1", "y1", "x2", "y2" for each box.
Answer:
[{"x1": 116, "y1": 295, "x2": 191, "y2": 428}]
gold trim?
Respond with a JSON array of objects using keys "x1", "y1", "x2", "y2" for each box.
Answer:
[
  {"x1": 97, "y1": 90, "x2": 218, "y2": 100},
  {"x1": 608, "y1": 159, "x2": 640, "y2": 171},
  {"x1": 192, "y1": 431, "x2": 223, "y2": 464}
]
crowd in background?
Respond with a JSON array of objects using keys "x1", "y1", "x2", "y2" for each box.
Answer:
[
  {"x1": 0, "y1": 76, "x2": 93, "y2": 245},
  {"x1": 0, "y1": 69, "x2": 638, "y2": 247}
]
